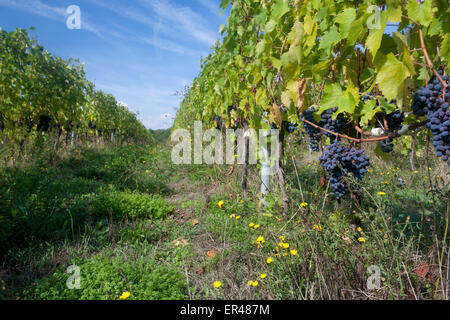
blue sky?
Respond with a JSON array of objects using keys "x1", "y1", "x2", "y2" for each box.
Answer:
[{"x1": 0, "y1": 0, "x2": 229, "y2": 129}]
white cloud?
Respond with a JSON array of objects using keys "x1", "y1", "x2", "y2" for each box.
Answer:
[{"x1": 143, "y1": 0, "x2": 217, "y2": 46}]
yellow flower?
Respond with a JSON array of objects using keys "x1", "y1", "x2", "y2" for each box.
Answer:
[
  {"x1": 414, "y1": 170, "x2": 418, "y2": 174},
  {"x1": 290, "y1": 249, "x2": 298, "y2": 256},
  {"x1": 236, "y1": 215, "x2": 241, "y2": 220},
  {"x1": 279, "y1": 235, "x2": 285, "y2": 241},
  {"x1": 313, "y1": 225, "x2": 323, "y2": 232},
  {"x1": 254, "y1": 224, "x2": 260, "y2": 229},
  {"x1": 247, "y1": 280, "x2": 253, "y2": 286},
  {"x1": 256, "y1": 236, "x2": 265, "y2": 244},
  {"x1": 119, "y1": 291, "x2": 130, "y2": 300},
  {"x1": 230, "y1": 214, "x2": 235, "y2": 219},
  {"x1": 217, "y1": 200, "x2": 224, "y2": 208},
  {"x1": 213, "y1": 281, "x2": 222, "y2": 288},
  {"x1": 266, "y1": 257, "x2": 273, "y2": 264},
  {"x1": 358, "y1": 237, "x2": 366, "y2": 243},
  {"x1": 377, "y1": 192, "x2": 386, "y2": 196},
  {"x1": 357, "y1": 227, "x2": 362, "y2": 232},
  {"x1": 281, "y1": 242, "x2": 289, "y2": 249},
  {"x1": 249, "y1": 223, "x2": 255, "y2": 228},
  {"x1": 384, "y1": 180, "x2": 389, "y2": 184},
  {"x1": 145, "y1": 170, "x2": 150, "y2": 174},
  {"x1": 300, "y1": 202, "x2": 309, "y2": 208},
  {"x1": 252, "y1": 281, "x2": 259, "y2": 287},
  {"x1": 260, "y1": 274, "x2": 267, "y2": 279}
]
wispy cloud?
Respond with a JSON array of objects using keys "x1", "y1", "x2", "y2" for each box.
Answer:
[
  {"x1": 89, "y1": 0, "x2": 216, "y2": 54},
  {"x1": 142, "y1": 0, "x2": 217, "y2": 46}
]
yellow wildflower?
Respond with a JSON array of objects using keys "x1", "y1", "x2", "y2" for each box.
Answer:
[
  {"x1": 247, "y1": 280, "x2": 253, "y2": 286},
  {"x1": 252, "y1": 281, "x2": 259, "y2": 287},
  {"x1": 300, "y1": 202, "x2": 309, "y2": 208},
  {"x1": 313, "y1": 225, "x2": 323, "y2": 232},
  {"x1": 119, "y1": 291, "x2": 130, "y2": 300},
  {"x1": 260, "y1": 274, "x2": 267, "y2": 279},
  {"x1": 213, "y1": 281, "x2": 222, "y2": 288},
  {"x1": 249, "y1": 223, "x2": 255, "y2": 228},
  {"x1": 357, "y1": 227, "x2": 363, "y2": 232},
  {"x1": 267, "y1": 257, "x2": 273, "y2": 264},
  {"x1": 378, "y1": 192, "x2": 386, "y2": 196},
  {"x1": 217, "y1": 200, "x2": 224, "y2": 208},
  {"x1": 358, "y1": 237, "x2": 366, "y2": 243},
  {"x1": 290, "y1": 249, "x2": 298, "y2": 256}
]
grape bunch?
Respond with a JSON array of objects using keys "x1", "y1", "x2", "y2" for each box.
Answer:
[
  {"x1": 284, "y1": 121, "x2": 298, "y2": 133},
  {"x1": 412, "y1": 71, "x2": 450, "y2": 165},
  {"x1": 320, "y1": 107, "x2": 347, "y2": 143},
  {"x1": 301, "y1": 107, "x2": 321, "y2": 151},
  {"x1": 320, "y1": 142, "x2": 370, "y2": 200}
]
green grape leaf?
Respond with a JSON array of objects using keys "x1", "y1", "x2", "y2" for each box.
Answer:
[
  {"x1": 365, "y1": 10, "x2": 388, "y2": 58},
  {"x1": 441, "y1": 34, "x2": 450, "y2": 63},
  {"x1": 318, "y1": 26, "x2": 340, "y2": 55},
  {"x1": 406, "y1": 0, "x2": 433, "y2": 27},
  {"x1": 271, "y1": 0, "x2": 290, "y2": 21},
  {"x1": 375, "y1": 53, "x2": 411, "y2": 102},
  {"x1": 335, "y1": 8, "x2": 356, "y2": 38}
]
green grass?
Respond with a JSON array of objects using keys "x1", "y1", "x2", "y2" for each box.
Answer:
[{"x1": 0, "y1": 135, "x2": 448, "y2": 300}]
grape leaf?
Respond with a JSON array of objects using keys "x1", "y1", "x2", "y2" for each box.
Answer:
[{"x1": 375, "y1": 53, "x2": 411, "y2": 102}]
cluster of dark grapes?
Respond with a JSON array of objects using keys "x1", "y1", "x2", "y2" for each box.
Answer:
[
  {"x1": 301, "y1": 107, "x2": 321, "y2": 151},
  {"x1": 284, "y1": 121, "x2": 298, "y2": 133},
  {"x1": 412, "y1": 71, "x2": 450, "y2": 165},
  {"x1": 320, "y1": 107, "x2": 347, "y2": 143},
  {"x1": 379, "y1": 108, "x2": 405, "y2": 153},
  {"x1": 319, "y1": 142, "x2": 370, "y2": 200}
]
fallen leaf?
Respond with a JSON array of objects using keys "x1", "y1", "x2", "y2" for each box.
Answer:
[
  {"x1": 195, "y1": 266, "x2": 206, "y2": 275},
  {"x1": 206, "y1": 249, "x2": 216, "y2": 259},
  {"x1": 191, "y1": 219, "x2": 199, "y2": 226},
  {"x1": 172, "y1": 238, "x2": 189, "y2": 247},
  {"x1": 341, "y1": 235, "x2": 352, "y2": 245},
  {"x1": 413, "y1": 262, "x2": 429, "y2": 280}
]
